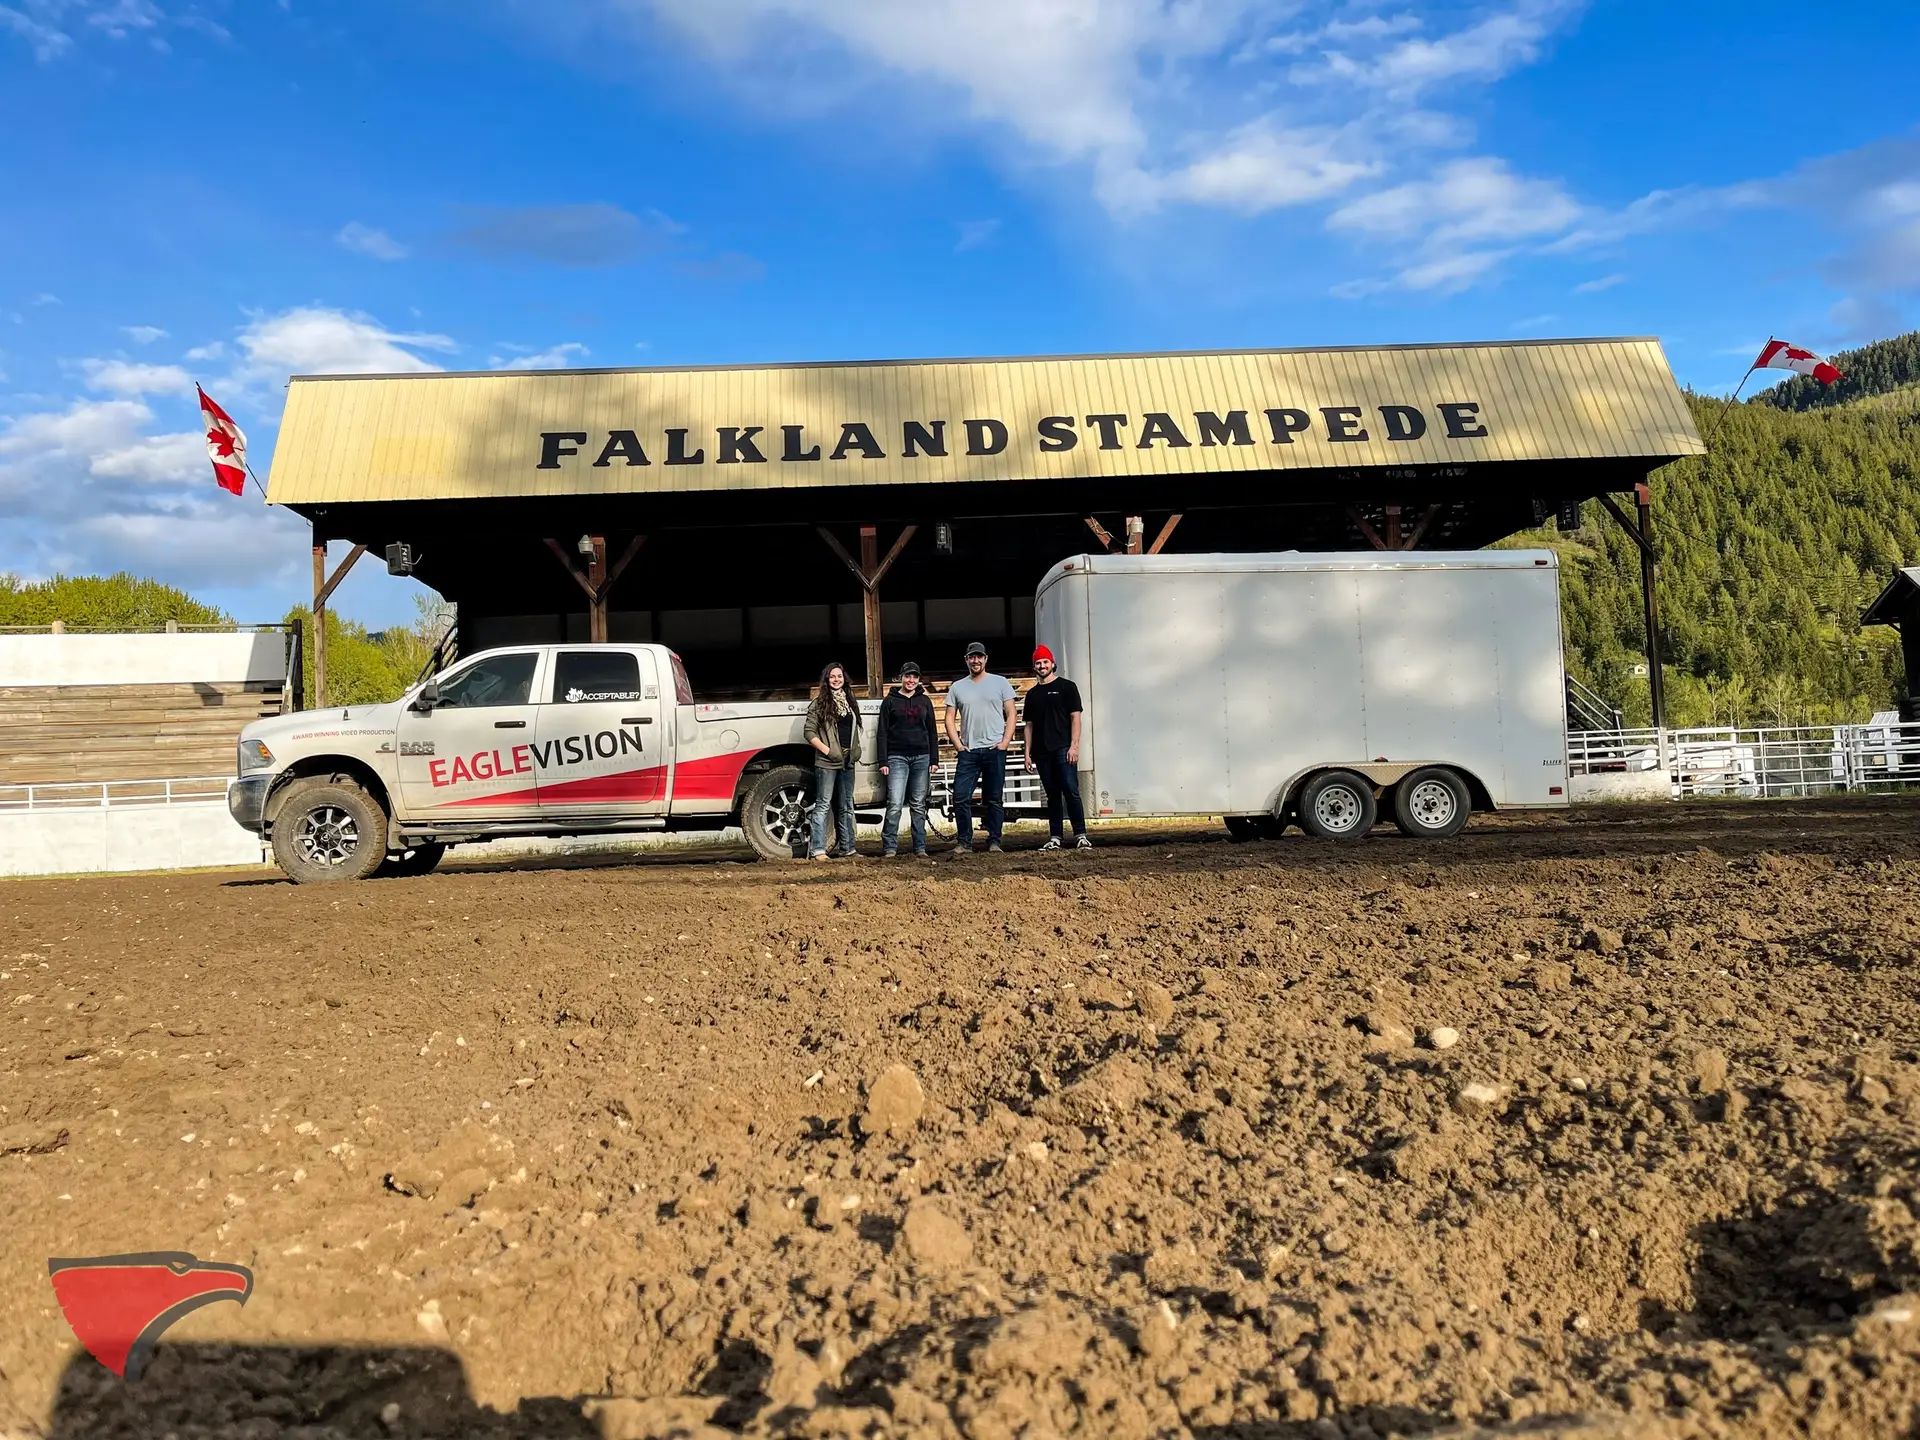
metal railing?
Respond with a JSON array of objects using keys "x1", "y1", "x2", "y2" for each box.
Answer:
[
  {"x1": 1568, "y1": 721, "x2": 1920, "y2": 798},
  {"x1": 1565, "y1": 674, "x2": 1624, "y2": 731},
  {"x1": 0, "y1": 776, "x2": 232, "y2": 812}
]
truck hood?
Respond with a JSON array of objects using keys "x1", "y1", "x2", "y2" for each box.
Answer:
[{"x1": 241, "y1": 701, "x2": 404, "y2": 746}]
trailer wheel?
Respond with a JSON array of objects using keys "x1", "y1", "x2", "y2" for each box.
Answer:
[
  {"x1": 1297, "y1": 771, "x2": 1377, "y2": 842},
  {"x1": 741, "y1": 764, "x2": 814, "y2": 860},
  {"x1": 1391, "y1": 767, "x2": 1471, "y2": 839},
  {"x1": 376, "y1": 842, "x2": 447, "y2": 878},
  {"x1": 270, "y1": 779, "x2": 389, "y2": 883}
]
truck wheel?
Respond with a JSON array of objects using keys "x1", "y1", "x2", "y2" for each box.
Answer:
[
  {"x1": 1297, "y1": 771, "x2": 1377, "y2": 842},
  {"x1": 377, "y1": 842, "x2": 446, "y2": 878},
  {"x1": 270, "y1": 780, "x2": 389, "y2": 883},
  {"x1": 741, "y1": 765, "x2": 814, "y2": 860},
  {"x1": 1391, "y1": 767, "x2": 1471, "y2": 839}
]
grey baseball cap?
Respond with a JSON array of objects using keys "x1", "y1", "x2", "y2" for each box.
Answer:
[
  {"x1": 964, "y1": 642, "x2": 988, "y2": 657},
  {"x1": 899, "y1": 660, "x2": 921, "y2": 677}
]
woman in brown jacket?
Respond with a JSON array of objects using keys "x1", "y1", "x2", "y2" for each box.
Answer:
[{"x1": 803, "y1": 661, "x2": 862, "y2": 858}]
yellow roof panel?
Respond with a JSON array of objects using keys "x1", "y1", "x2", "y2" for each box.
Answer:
[{"x1": 265, "y1": 339, "x2": 1704, "y2": 505}]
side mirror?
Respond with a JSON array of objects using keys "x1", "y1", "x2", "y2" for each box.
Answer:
[{"x1": 410, "y1": 681, "x2": 440, "y2": 714}]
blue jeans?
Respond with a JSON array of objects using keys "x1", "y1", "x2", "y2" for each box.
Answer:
[
  {"x1": 1033, "y1": 746, "x2": 1087, "y2": 839},
  {"x1": 952, "y1": 746, "x2": 1006, "y2": 849},
  {"x1": 882, "y1": 753, "x2": 931, "y2": 854},
  {"x1": 810, "y1": 763, "x2": 856, "y2": 856}
]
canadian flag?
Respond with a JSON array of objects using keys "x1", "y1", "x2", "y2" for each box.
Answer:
[
  {"x1": 1754, "y1": 339, "x2": 1843, "y2": 386},
  {"x1": 196, "y1": 385, "x2": 248, "y2": 496}
]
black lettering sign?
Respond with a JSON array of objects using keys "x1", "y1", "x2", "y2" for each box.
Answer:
[
  {"x1": 831, "y1": 422, "x2": 885, "y2": 460},
  {"x1": 593, "y1": 430, "x2": 651, "y2": 467},
  {"x1": 664, "y1": 428, "x2": 705, "y2": 465},
  {"x1": 964, "y1": 418, "x2": 1008, "y2": 456},
  {"x1": 1439, "y1": 402, "x2": 1489, "y2": 438},
  {"x1": 1136, "y1": 412, "x2": 1191, "y2": 449},
  {"x1": 717, "y1": 426, "x2": 766, "y2": 463},
  {"x1": 1194, "y1": 410, "x2": 1253, "y2": 446},
  {"x1": 537, "y1": 431, "x2": 588, "y2": 469},
  {"x1": 902, "y1": 420, "x2": 947, "y2": 458},
  {"x1": 1085, "y1": 413, "x2": 1129, "y2": 449},
  {"x1": 1321, "y1": 406, "x2": 1368, "y2": 442},
  {"x1": 1263, "y1": 408, "x2": 1311, "y2": 443},
  {"x1": 1036, "y1": 416, "x2": 1078, "y2": 452},
  {"x1": 1378, "y1": 405, "x2": 1427, "y2": 442},
  {"x1": 782, "y1": 424, "x2": 822, "y2": 462}
]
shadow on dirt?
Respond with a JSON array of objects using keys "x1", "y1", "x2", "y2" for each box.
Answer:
[
  {"x1": 1685, "y1": 1188, "x2": 1900, "y2": 1345},
  {"x1": 44, "y1": 1343, "x2": 597, "y2": 1438}
]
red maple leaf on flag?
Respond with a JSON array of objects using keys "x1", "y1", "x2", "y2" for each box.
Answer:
[{"x1": 196, "y1": 385, "x2": 249, "y2": 496}]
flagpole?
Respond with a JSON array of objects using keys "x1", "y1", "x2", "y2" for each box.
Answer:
[
  {"x1": 1702, "y1": 338, "x2": 1767, "y2": 452},
  {"x1": 244, "y1": 461, "x2": 269, "y2": 501}
]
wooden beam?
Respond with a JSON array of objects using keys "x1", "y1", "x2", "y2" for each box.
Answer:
[
  {"x1": 311, "y1": 541, "x2": 328, "y2": 711},
  {"x1": 313, "y1": 543, "x2": 366, "y2": 609},
  {"x1": 586, "y1": 535, "x2": 609, "y2": 643},
  {"x1": 1402, "y1": 503, "x2": 1442, "y2": 550},
  {"x1": 544, "y1": 538, "x2": 600, "y2": 602},
  {"x1": 1146, "y1": 513, "x2": 1183, "y2": 555},
  {"x1": 870, "y1": 523, "x2": 917, "y2": 590},
  {"x1": 1384, "y1": 505, "x2": 1402, "y2": 550},
  {"x1": 1346, "y1": 506, "x2": 1387, "y2": 551},
  {"x1": 1083, "y1": 517, "x2": 1115, "y2": 552},
  {"x1": 1594, "y1": 493, "x2": 1652, "y2": 558},
  {"x1": 860, "y1": 527, "x2": 884, "y2": 699},
  {"x1": 816, "y1": 527, "x2": 865, "y2": 586},
  {"x1": 605, "y1": 533, "x2": 648, "y2": 590},
  {"x1": 1124, "y1": 515, "x2": 1145, "y2": 554}
]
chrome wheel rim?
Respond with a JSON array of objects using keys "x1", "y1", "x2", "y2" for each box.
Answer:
[
  {"x1": 760, "y1": 783, "x2": 810, "y2": 848},
  {"x1": 295, "y1": 805, "x2": 360, "y2": 867},
  {"x1": 1407, "y1": 778, "x2": 1458, "y2": 830},
  {"x1": 1312, "y1": 783, "x2": 1364, "y2": 834}
]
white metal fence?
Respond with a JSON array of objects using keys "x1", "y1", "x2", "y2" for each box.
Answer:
[
  {"x1": 1568, "y1": 720, "x2": 1920, "y2": 798},
  {"x1": 0, "y1": 776, "x2": 231, "y2": 811}
]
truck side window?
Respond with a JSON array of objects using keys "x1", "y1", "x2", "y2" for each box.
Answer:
[
  {"x1": 669, "y1": 653, "x2": 695, "y2": 706},
  {"x1": 553, "y1": 650, "x2": 642, "y2": 703},
  {"x1": 436, "y1": 652, "x2": 537, "y2": 709}
]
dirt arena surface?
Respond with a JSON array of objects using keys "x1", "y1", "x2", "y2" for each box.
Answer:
[{"x1": 4, "y1": 800, "x2": 1920, "y2": 1440}]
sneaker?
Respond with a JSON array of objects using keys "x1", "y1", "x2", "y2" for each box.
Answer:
[
  {"x1": 1039, "y1": 837, "x2": 1062, "y2": 852},
  {"x1": 950, "y1": 846, "x2": 973, "y2": 861},
  {"x1": 987, "y1": 843, "x2": 1005, "y2": 854},
  {"x1": 1075, "y1": 834, "x2": 1093, "y2": 850},
  {"x1": 913, "y1": 848, "x2": 930, "y2": 858},
  {"x1": 882, "y1": 848, "x2": 898, "y2": 859},
  {"x1": 810, "y1": 851, "x2": 829, "y2": 861}
]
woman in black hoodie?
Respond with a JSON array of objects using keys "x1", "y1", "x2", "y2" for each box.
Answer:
[{"x1": 876, "y1": 661, "x2": 938, "y2": 857}]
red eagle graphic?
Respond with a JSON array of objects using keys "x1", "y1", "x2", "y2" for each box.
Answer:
[{"x1": 47, "y1": 1252, "x2": 254, "y2": 1380}]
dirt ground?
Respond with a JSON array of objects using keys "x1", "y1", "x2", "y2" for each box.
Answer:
[{"x1": 4, "y1": 800, "x2": 1920, "y2": 1440}]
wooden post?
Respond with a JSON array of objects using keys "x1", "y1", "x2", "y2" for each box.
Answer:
[
  {"x1": 818, "y1": 524, "x2": 917, "y2": 698},
  {"x1": 1124, "y1": 515, "x2": 1145, "y2": 554},
  {"x1": 1636, "y1": 482, "x2": 1666, "y2": 730},
  {"x1": 1083, "y1": 517, "x2": 1115, "y2": 552},
  {"x1": 545, "y1": 534, "x2": 646, "y2": 642},
  {"x1": 1596, "y1": 488, "x2": 1665, "y2": 730},
  {"x1": 310, "y1": 536, "x2": 367, "y2": 710},
  {"x1": 1385, "y1": 505, "x2": 1402, "y2": 550},
  {"x1": 1146, "y1": 514, "x2": 1183, "y2": 555},
  {"x1": 1346, "y1": 506, "x2": 1388, "y2": 550},
  {"x1": 311, "y1": 541, "x2": 327, "y2": 710}
]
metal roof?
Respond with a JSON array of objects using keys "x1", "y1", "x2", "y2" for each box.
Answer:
[
  {"x1": 1862, "y1": 567, "x2": 1920, "y2": 626},
  {"x1": 266, "y1": 338, "x2": 1704, "y2": 506}
]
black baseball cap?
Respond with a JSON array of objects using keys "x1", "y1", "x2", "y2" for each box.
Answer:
[
  {"x1": 964, "y1": 642, "x2": 988, "y2": 657},
  {"x1": 899, "y1": 660, "x2": 921, "y2": 677}
]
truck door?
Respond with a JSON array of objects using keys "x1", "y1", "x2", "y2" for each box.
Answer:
[
  {"x1": 395, "y1": 650, "x2": 544, "y2": 818},
  {"x1": 533, "y1": 648, "x2": 668, "y2": 816}
]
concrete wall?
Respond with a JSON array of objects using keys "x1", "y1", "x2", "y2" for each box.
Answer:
[
  {"x1": 0, "y1": 801, "x2": 267, "y2": 878},
  {"x1": 1568, "y1": 770, "x2": 1672, "y2": 803},
  {"x1": 0, "y1": 632, "x2": 286, "y2": 687}
]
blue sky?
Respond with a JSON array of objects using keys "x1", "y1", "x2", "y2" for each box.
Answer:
[{"x1": 2, "y1": 0, "x2": 1917, "y2": 628}]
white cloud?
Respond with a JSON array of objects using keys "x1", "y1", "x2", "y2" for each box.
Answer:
[
  {"x1": 234, "y1": 306, "x2": 454, "y2": 378},
  {"x1": 122, "y1": 324, "x2": 168, "y2": 344},
  {"x1": 1571, "y1": 272, "x2": 1626, "y2": 294},
  {"x1": 490, "y1": 342, "x2": 590, "y2": 370},
  {"x1": 1303, "y1": 2, "x2": 1572, "y2": 95},
  {"x1": 183, "y1": 341, "x2": 225, "y2": 361},
  {"x1": 83, "y1": 358, "x2": 191, "y2": 395},
  {"x1": 1151, "y1": 121, "x2": 1380, "y2": 213},
  {"x1": 90, "y1": 431, "x2": 205, "y2": 483},
  {"x1": 337, "y1": 222, "x2": 409, "y2": 261},
  {"x1": 0, "y1": 397, "x2": 153, "y2": 458},
  {"x1": 955, "y1": 218, "x2": 1001, "y2": 252},
  {"x1": 0, "y1": 3, "x2": 72, "y2": 60}
]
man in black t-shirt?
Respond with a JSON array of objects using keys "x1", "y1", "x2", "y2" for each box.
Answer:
[{"x1": 1022, "y1": 645, "x2": 1091, "y2": 851}]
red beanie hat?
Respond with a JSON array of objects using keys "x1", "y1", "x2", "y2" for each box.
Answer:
[{"x1": 1032, "y1": 645, "x2": 1055, "y2": 665}]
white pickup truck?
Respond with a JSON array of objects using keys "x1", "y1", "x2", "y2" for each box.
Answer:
[{"x1": 228, "y1": 642, "x2": 878, "y2": 881}]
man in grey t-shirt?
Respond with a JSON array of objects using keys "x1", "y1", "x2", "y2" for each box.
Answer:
[{"x1": 943, "y1": 641, "x2": 1018, "y2": 855}]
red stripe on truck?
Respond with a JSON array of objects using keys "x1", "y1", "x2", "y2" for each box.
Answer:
[{"x1": 670, "y1": 751, "x2": 756, "y2": 802}]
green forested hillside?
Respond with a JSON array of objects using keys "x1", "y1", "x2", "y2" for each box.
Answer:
[
  {"x1": 0, "y1": 572, "x2": 228, "y2": 629},
  {"x1": 1503, "y1": 387, "x2": 1920, "y2": 726}
]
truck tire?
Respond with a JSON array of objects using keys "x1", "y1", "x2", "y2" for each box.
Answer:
[
  {"x1": 376, "y1": 842, "x2": 447, "y2": 878},
  {"x1": 1391, "y1": 766, "x2": 1471, "y2": 839},
  {"x1": 270, "y1": 779, "x2": 389, "y2": 883},
  {"x1": 741, "y1": 764, "x2": 814, "y2": 860},
  {"x1": 1297, "y1": 770, "x2": 1377, "y2": 842}
]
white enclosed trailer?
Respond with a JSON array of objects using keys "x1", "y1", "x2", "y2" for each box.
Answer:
[{"x1": 1031, "y1": 550, "x2": 1569, "y2": 840}]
